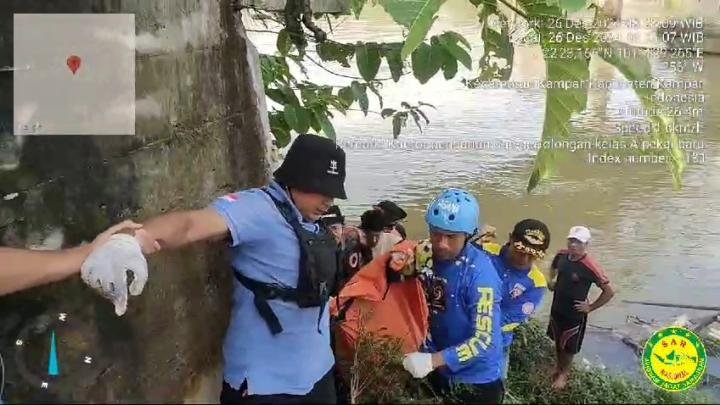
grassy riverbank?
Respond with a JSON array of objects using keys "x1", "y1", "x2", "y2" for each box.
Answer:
[{"x1": 344, "y1": 320, "x2": 713, "y2": 404}]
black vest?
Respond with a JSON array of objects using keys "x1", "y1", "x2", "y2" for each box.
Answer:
[{"x1": 234, "y1": 188, "x2": 341, "y2": 335}]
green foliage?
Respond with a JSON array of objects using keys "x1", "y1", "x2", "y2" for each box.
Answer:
[
  {"x1": 317, "y1": 41, "x2": 356, "y2": 67},
  {"x1": 382, "y1": 101, "x2": 436, "y2": 138},
  {"x1": 522, "y1": 2, "x2": 593, "y2": 191},
  {"x1": 356, "y1": 42, "x2": 382, "y2": 81},
  {"x1": 277, "y1": 28, "x2": 293, "y2": 56},
  {"x1": 438, "y1": 32, "x2": 472, "y2": 70},
  {"x1": 599, "y1": 41, "x2": 686, "y2": 189},
  {"x1": 352, "y1": 0, "x2": 368, "y2": 19},
  {"x1": 253, "y1": 0, "x2": 687, "y2": 192},
  {"x1": 411, "y1": 42, "x2": 443, "y2": 84},
  {"x1": 379, "y1": 0, "x2": 447, "y2": 60}
]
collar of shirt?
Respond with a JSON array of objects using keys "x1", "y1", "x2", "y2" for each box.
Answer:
[{"x1": 266, "y1": 180, "x2": 320, "y2": 233}]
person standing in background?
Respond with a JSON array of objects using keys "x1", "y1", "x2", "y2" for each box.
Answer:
[{"x1": 547, "y1": 226, "x2": 615, "y2": 390}]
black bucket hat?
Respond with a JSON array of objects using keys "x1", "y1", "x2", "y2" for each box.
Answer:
[{"x1": 273, "y1": 134, "x2": 347, "y2": 199}]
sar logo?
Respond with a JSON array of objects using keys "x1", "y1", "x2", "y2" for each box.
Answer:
[{"x1": 642, "y1": 327, "x2": 707, "y2": 392}]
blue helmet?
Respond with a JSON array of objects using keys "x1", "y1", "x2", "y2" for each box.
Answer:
[{"x1": 425, "y1": 188, "x2": 481, "y2": 235}]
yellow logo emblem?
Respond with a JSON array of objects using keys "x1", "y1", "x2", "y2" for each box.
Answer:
[{"x1": 642, "y1": 327, "x2": 707, "y2": 392}]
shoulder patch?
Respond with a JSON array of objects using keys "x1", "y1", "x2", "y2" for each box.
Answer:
[
  {"x1": 528, "y1": 265, "x2": 547, "y2": 288},
  {"x1": 222, "y1": 193, "x2": 239, "y2": 202}
]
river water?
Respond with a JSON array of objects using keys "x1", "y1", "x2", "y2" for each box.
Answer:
[{"x1": 245, "y1": 0, "x2": 720, "y2": 387}]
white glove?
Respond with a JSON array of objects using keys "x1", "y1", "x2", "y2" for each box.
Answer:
[
  {"x1": 402, "y1": 352, "x2": 434, "y2": 379},
  {"x1": 81, "y1": 234, "x2": 149, "y2": 316}
]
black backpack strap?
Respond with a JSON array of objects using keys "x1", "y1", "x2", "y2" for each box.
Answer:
[{"x1": 234, "y1": 271, "x2": 298, "y2": 335}]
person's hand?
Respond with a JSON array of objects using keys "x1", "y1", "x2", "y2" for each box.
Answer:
[
  {"x1": 478, "y1": 224, "x2": 497, "y2": 243},
  {"x1": 574, "y1": 300, "x2": 592, "y2": 313},
  {"x1": 548, "y1": 279, "x2": 556, "y2": 291},
  {"x1": 402, "y1": 352, "x2": 434, "y2": 379},
  {"x1": 81, "y1": 232, "x2": 150, "y2": 316},
  {"x1": 89, "y1": 220, "x2": 143, "y2": 250}
]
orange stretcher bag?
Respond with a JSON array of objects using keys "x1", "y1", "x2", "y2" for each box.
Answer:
[{"x1": 330, "y1": 239, "x2": 431, "y2": 365}]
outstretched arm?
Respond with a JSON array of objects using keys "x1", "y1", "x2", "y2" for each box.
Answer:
[
  {"x1": 124, "y1": 208, "x2": 230, "y2": 254},
  {"x1": 0, "y1": 220, "x2": 142, "y2": 296}
]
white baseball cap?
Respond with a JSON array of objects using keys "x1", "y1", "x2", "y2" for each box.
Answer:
[{"x1": 567, "y1": 226, "x2": 591, "y2": 243}]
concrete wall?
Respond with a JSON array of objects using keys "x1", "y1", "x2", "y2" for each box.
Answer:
[{"x1": 0, "y1": 0, "x2": 273, "y2": 402}]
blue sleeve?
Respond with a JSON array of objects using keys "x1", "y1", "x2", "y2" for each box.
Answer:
[
  {"x1": 440, "y1": 267, "x2": 502, "y2": 373},
  {"x1": 502, "y1": 286, "x2": 545, "y2": 334},
  {"x1": 209, "y1": 191, "x2": 265, "y2": 248}
]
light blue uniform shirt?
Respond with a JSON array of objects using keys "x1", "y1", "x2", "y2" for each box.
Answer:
[{"x1": 210, "y1": 180, "x2": 334, "y2": 396}]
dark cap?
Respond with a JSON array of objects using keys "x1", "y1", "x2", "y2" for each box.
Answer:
[
  {"x1": 360, "y1": 209, "x2": 388, "y2": 233},
  {"x1": 510, "y1": 218, "x2": 551, "y2": 259},
  {"x1": 273, "y1": 134, "x2": 347, "y2": 199},
  {"x1": 320, "y1": 205, "x2": 344, "y2": 227},
  {"x1": 374, "y1": 200, "x2": 407, "y2": 223}
]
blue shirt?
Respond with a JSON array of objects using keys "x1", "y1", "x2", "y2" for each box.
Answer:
[
  {"x1": 425, "y1": 244, "x2": 504, "y2": 384},
  {"x1": 481, "y1": 242, "x2": 547, "y2": 349},
  {"x1": 210, "y1": 180, "x2": 334, "y2": 395}
]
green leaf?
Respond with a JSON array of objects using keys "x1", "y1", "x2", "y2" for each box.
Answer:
[
  {"x1": 559, "y1": 0, "x2": 588, "y2": 12},
  {"x1": 379, "y1": 0, "x2": 447, "y2": 60},
  {"x1": 266, "y1": 88, "x2": 289, "y2": 105},
  {"x1": 415, "y1": 107, "x2": 431, "y2": 124},
  {"x1": 316, "y1": 41, "x2": 356, "y2": 68},
  {"x1": 525, "y1": 21, "x2": 591, "y2": 192},
  {"x1": 600, "y1": 41, "x2": 685, "y2": 187},
  {"x1": 441, "y1": 48, "x2": 458, "y2": 79},
  {"x1": 352, "y1": 0, "x2": 367, "y2": 18},
  {"x1": 269, "y1": 112, "x2": 292, "y2": 147},
  {"x1": 418, "y1": 101, "x2": 436, "y2": 109},
  {"x1": 356, "y1": 42, "x2": 382, "y2": 81},
  {"x1": 444, "y1": 31, "x2": 471, "y2": 50},
  {"x1": 477, "y1": 12, "x2": 514, "y2": 81},
  {"x1": 392, "y1": 111, "x2": 408, "y2": 138},
  {"x1": 411, "y1": 42, "x2": 442, "y2": 84},
  {"x1": 351, "y1": 81, "x2": 369, "y2": 116},
  {"x1": 338, "y1": 86, "x2": 355, "y2": 107},
  {"x1": 317, "y1": 112, "x2": 337, "y2": 140},
  {"x1": 277, "y1": 29, "x2": 292, "y2": 56},
  {"x1": 381, "y1": 108, "x2": 397, "y2": 118},
  {"x1": 383, "y1": 44, "x2": 405, "y2": 82},
  {"x1": 284, "y1": 104, "x2": 311, "y2": 133},
  {"x1": 440, "y1": 36, "x2": 472, "y2": 70},
  {"x1": 309, "y1": 109, "x2": 322, "y2": 132},
  {"x1": 367, "y1": 81, "x2": 384, "y2": 108},
  {"x1": 409, "y1": 109, "x2": 424, "y2": 133}
]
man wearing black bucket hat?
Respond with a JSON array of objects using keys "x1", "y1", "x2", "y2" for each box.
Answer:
[{"x1": 79, "y1": 134, "x2": 347, "y2": 404}]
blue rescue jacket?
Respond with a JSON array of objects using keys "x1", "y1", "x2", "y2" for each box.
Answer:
[
  {"x1": 481, "y1": 242, "x2": 546, "y2": 349},
  {"x1": 425, "y1": 243, "x2": 504, "y2": 384}
]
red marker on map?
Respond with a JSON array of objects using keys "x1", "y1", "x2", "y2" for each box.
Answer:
[{"x1": 66, "y1": 55, "x2": 81, "y2": 75}]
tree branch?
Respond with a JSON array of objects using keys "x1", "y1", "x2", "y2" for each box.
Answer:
[
  {"x1": 347, "y1": 108, "x2": 383, "y2": 116},
  {"x1": 305, "y1": 54, "x2": 394, "y2": 81},
  {"x1": 498, "y1": 0, "x2": 528, "y2": 20}
]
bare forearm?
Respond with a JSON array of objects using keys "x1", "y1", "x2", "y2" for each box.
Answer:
[
  {"x1": 125, "y1": 209, "x2": 229, "y2": 253},
  {"x1": 0, "y1": 245, "x2": 91, "y2": 296},
  {"x1": 590, "y1": 288, "x2": 615, "y2": 311}
]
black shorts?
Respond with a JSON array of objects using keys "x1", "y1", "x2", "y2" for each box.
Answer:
[
  {"x1": 220, "y1": 368, "x2": 337, "y2": 404},
  {"x1": 547, "y1": 312, "x2": 587, "y2": 354}
]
